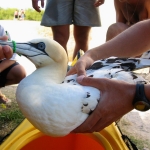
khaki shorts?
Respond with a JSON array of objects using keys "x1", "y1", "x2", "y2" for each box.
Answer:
[{"x1": 41, "y1": 0, "x2": 101, "y2": 27}]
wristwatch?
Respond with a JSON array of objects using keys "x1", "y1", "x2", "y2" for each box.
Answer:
[{"x1": 133, "y1": 83, "x2": 150, "y2": 111}]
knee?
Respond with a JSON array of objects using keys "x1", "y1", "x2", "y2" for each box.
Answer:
[
  {"x1": 16, "y1": 67, "x2": 26, "y2": 82},
  {"x1": 11, "y1": 65, "x2": 26, "y2": 83},
  {"x1": 17, "y1": 69, "x2": 26, "y2": 82},
  {"x1": 106, "y1": 22, "x2": 128, "y2": 41}
]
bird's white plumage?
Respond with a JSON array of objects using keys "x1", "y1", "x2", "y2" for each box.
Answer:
[{"x1": 0, "y1": 38, "x2": 150, "y2": 137}]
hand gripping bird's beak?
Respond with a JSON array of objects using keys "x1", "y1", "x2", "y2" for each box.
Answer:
[{"x1": 0, "y1": 40, "x2": 48, "y2": 58}]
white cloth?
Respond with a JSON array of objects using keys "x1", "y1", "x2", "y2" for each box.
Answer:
[{"x1": 0, "y1": 25, "x2": 5, "y2": 36}]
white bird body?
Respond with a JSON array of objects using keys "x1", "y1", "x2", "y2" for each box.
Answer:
[
  {"x1": 17, "y1": 69, "x2": 99, "y2": 136},
  {"x1": 0, "y1": 38, "x2": 150, "y2": 137}
]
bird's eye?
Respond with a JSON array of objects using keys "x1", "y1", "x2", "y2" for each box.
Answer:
[{"x1": 38, "y1": 42, "x2": 45, "y2": 50}]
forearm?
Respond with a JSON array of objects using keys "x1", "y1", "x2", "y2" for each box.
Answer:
[{"x1": 88, "y1": 20, "x2": 150, "y2": 61}]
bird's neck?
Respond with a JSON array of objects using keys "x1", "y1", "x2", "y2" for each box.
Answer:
[{"x1": 28, "y1": 64, "x2": 67, "y2": 83}]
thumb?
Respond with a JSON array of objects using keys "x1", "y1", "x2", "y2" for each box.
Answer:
[
  {"x1": 3, "y1": 45, "x2": 13, "y2": 59},
  {"x1": 0, "y1": 35, "x2": 8, "y2": 41},
  {"x1": 77, "y1": 76, "x2": 101, "y2": 89}
]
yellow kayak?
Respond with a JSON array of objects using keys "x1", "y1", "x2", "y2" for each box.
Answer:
[{"x1": 0, "y1": 119, "x2": 129, "y2": 150}]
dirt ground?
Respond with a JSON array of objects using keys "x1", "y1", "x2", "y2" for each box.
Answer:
[{"x1": 0, "y1": 20, "x2": 150, "y2": 150}]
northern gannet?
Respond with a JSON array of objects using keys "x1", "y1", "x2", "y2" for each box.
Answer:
[{"x1": 0, "y1": 38, "x2": 150, "y2": 137}]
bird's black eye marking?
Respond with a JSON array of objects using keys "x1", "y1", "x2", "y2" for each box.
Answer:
[
  {"x1": 30, "y1": 42, "x2": 46, "y2": 51},
  {"x1": 38, "y1": 42, "x2": 45, "y2": 50}
]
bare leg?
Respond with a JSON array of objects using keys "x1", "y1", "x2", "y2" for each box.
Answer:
[
  {"x1": 0, "y1": 60, "x2": 15, "y2": 72},
  {"x1": 0, "y1": 64, "x2": 26, "y2": 105},
  {"x1": 106, "y1": 22, "x2": 129, "y2": 41},
  {"x1": 5, "y1": 64, "x2": 26, "y2": 86},
  {"x1": 73, "y1": 25, "x2": 91, "y2": 60},
  {"x1": 51, "y1": 25, "x2": 70, "y2": 55}
]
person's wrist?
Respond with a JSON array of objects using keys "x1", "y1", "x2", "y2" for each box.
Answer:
[
  {"x1": 83, "y1": 51, "x2": 95, "y2": 67},
  {"x1": 132, "y1": 83, "x2": 150, "y2": 111},
  {"x1": 120, "y1": 83, "x2": 135, "y2": 111},
  {"x1": 144, "y1": 84, "x2": 150, "y2": 102},
  {"x1": 128, "y1": 84, "x2": 136, "y2": 109}
]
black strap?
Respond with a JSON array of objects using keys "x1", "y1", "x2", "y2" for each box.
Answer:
[{"x1": 133, "y1": 84, "x2": 150, "y2": 111}]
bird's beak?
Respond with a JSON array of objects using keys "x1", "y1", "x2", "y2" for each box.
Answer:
[{"x1": 0, "y1": 40, "x2": 48, "y2": 58}]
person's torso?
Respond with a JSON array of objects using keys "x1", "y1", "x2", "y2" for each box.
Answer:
[{"x1": 117, "y1": 0, "x2": 150, "y2": 25}]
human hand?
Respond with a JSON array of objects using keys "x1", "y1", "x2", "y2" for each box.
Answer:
[
  {"x1": 0, "y1": 35, "x2": 8, "y2": 41},
  {"x1": 0, "y1": 45, "x2": 13, "y2": 60},
  {"x1": 72, "y1": 77, "x2": 135, "y2": 133},
  {"x1": 32, "y1": 0, "x2": 44, "y2": 12},
  {"x1": 0, "y1": 35, "x2": 13, "y2": 59},
  {"x1": 66, "y1": 51, "x2": 95, "y2": 77},
  {"x1": 94, "y1": 0, "x2": 105, "y2": 7}
]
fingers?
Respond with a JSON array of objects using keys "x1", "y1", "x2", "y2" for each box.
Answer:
[
  {"x1": 67, "y1": 52, "x2": 95, "y2": 78},
  {"x1": 32, "y1": 0, "x2": 41, "y2": 12},
  {"x1": 3, "y1": 45, "x2": 13, "y2": 59},
  {"x1": 66, "y1": 66, "x2": 77, "y2": 76},
  {"x1": 0, "y1": 45, "x2": 4, "y2": 59},
  {"x1": 73, "y1": 107, "x2": 102, "y2": 133},
  {"x1": 77, "y1": 77, "x2": 105, "y2": 90},
  {"x1": 77, "y1": 76, "x2": 95, "y2": 86},
  {"x1": 0, "y1": 45, "x2": 13, "y2": 60},
  {"x1": 66, "y1": 59, "x2": 87, "y2": 76},
  {"x1": 67, "y1": 55, "x2": 94, "y2": 76},
  {"x1": 94, "y1": 0, "x2": 105, "y2": 7},
  {"x1": 0, "y1": 35, "x2": 8, "y2": 41},
  {"x1": 76, "y1": 60, "x2": 87, "y2": 77}
]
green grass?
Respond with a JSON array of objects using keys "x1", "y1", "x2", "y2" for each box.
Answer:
[
  {"x1": 0, "y1": 86, "x2": 25, "y2": 142},
  {"x1": 0, "y1": 102, "x2": 25, "y2": 141},
  {"x1": 0, "y1": 103, "x2": 24, "y2": 123}
]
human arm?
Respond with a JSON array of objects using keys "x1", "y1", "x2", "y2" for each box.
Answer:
[
  {"x1": 32, "y1": 0, "x2": 44, "y2": 12},
  {"x1": 67, "y1": 20, "x2": 150, "y2": 77},
  {"x1": 72, "y1": 77, "x2": 150, "y2": 133},
  {"x1": 94, "y1": 0, "x2": 105, "y2": 7}
]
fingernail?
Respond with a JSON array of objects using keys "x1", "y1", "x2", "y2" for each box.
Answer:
[{"x1": 77, "y1": 75, "x2": 85, "y2": 83}]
